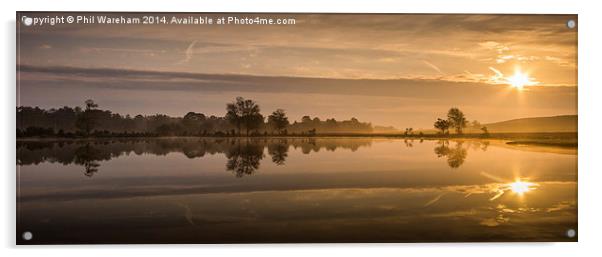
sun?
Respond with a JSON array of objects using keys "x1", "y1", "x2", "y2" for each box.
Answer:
[
  {"x1": 508, "y1": 180, "x2": 537, "y2": 195},
  {"x1": 506, "y1": 69, "x2": 532, "y2": 90}
]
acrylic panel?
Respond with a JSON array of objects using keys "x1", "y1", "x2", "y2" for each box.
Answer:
[{"x1": 16, "y1": 12, "x2": 578, "y2": 244}]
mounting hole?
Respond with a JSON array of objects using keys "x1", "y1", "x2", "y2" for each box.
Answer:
[
  {"x1": 21, "y1": 16, "x2": 33, "y2": 26},
  {"x1": 566, "y1": 228, "x2": 576, "y2": 238},
  {"x1": 22, "y1": 231, "x2": 33, "y2": 241},
  {"x1": 567, "y1": 19, "x2": 576, "y2": 29}
]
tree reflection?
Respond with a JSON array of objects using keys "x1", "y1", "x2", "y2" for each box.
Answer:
[
  {"x1": 434, "y1": 140, "x2": 468, "y2": 168},
  {"x1": 17, "y1": 138, "x2": 373, "y2": 178},
  {"x1": 73, "y1": 143, "x2": 101, "y2": 177},
  {"x1": 268, "y1": 140, "x2": 289, "y2": 165},
  {"x1": 225, "y1": 139, "x2": 265, "y2": 177}
]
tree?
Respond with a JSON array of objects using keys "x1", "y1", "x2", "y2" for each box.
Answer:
[
  {"x1": 447, "y1": 107, "x2": 467, "y2": 134},
  {"x1": 226, "y1": 97, "x2": 264, "y2": 136},
  {"x1": 76, "y1": 99, "x2": 99, "y2": 135},
  {"x1": 226, "y1": 99, "x2": 243, "y2": 135},
  {"x1": 244, "y1": 113, "x2": 264, "y2": 136},
  {"x1": 481, "y1": 126, "x2": 489, "y2": 136},
  {"x1": 301, "y1": 115, "x2": 312, "y2": 123},
  {"x1": 240, "y1": 99, "x2": 263, "y2": 136},
  {"x1": 433, "y1": 118, "x2": 451, "y2": 134},
  {"x1": 85, "y1": 99, "x2": 98, "y2": 110},
  {"x1": 182, "y1": 112, "x2": 205, "y2": 135},
  {"x1": 267, "y1": 109, "x2": 289, "y2": 134}
]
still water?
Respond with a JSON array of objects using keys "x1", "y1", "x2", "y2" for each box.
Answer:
[{"x1": 16, "y1": 138, "x2": 577, "y2": 243}]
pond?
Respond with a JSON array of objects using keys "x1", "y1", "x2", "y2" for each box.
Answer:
[{"x1": 16, "y1": 137, "x2": 577, "y2": 243}]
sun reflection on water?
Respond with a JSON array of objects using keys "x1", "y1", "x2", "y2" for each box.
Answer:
[{"x1": 489, "y1": 178, "x2": 539, "y2": 201}]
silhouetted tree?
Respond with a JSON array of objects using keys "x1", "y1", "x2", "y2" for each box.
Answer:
[
  {"x1": 301, "y1": 115, "x2": 312, "y2": 123},
  {"x1": 239, "y1": 98, "x2": 264, "y2": 136},
  {"x1": 75, "y1": 99, "x2": 99, "y2": 135},
  {"x1": 17, "y1": 98, "x2": 376, "y2": 137},
  {"x1": 290, "y1": 115, "x2": 372, "y2": 134},
  {"x1": 225, "y1": 97, "x2": 264, "y2": 136},
  {"x1": 447, "y1": 107, "x2": 468, "y2": 134},
  {"x1": 85, "y1": 99, "x2": 98, "y2": 110},
  {"x1": 481, "y1": 126, "x2": 489, "y2": 136},
  {"x1": 182, "y1": 112, "x2": 206, "y2": 135},
  {"x1": 225, "y1": 98, "x2": 243, "y2": 135},
  {"x1": 268, "y1": 109, "x2": 289, "y2": 135},
  {"x1": 434, "y1": 118, "x2": 451, "y2": 134}
]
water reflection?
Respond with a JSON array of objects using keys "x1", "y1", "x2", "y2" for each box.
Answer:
[
  {"x1": 480, "y1": 172, "x2": 541, "y2": 201},
  {"x1": 267, "y1": 140, "x2": 289, "y2": 165},
  {"x1": 17, "y1": 138, "x2": 373, "y2": 177},
  {"x1": 16, "y1": 138, "x2": 577, "y2": 243},
  {"x1": 16, "y1": 138, "x2": 494, "y2": 176},
  {"x1": 225, "y1": 140, "x2": 265, "y2": 177},
  {"x1": 73, "y1": 143, "x2": 101, "y2": 177},
  {"x1": 433, "y1": 140, "x2": 468, "y2": 168}
]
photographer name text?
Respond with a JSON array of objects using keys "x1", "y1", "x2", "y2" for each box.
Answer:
[{"x1": 22, "y1": 15, "x2": 297, "y2": 26}]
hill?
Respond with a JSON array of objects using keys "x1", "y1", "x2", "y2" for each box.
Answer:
[{"x1": 482, "y1": 115, "x2": 577, "y2": 133}]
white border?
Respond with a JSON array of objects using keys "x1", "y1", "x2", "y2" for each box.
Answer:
[{"x1": 3, "y1": 1, "x2": 601, "y2": 256}]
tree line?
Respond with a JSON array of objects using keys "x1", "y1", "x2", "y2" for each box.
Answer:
[{"x1": 17, "y1": 97, "x2": 374, "y2": 137}]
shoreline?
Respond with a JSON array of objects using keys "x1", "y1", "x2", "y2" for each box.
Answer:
[{"x1": 17, "y1": 132, "x2": 577, "y2": 148}]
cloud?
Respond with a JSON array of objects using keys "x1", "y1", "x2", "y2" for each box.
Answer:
[
  {"x1": 79, "y1": 47, "x2": 165, "y2": 55},
  {"x1": 18, "y1": 64, "x2": 576, "y2": 104},
  {"x1": 488, "y1": 66, "x2": 505, "y2": 83},
  {"x1": 479, "y1": 41, "x2": 509, "y2": 54},
  {"x1": 179, "y1": 40, "x2": 198, "y2": 64},
  {"x1": 423, "y1": 193, "x2": 446, "y2": 207},
  {"x1": 422, "y1": 60, "x2": 443, "y2": 74},
  {"x1": 17, "y1": 14, "x2": 577, "y2": 85},
  {"x1": 17, "y1": 64, "x2": 508, "y2": 98}
]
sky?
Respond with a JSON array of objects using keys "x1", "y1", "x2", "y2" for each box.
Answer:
[{"x1": 17, "y1": 13, "x2": 577, "y2": 129}]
